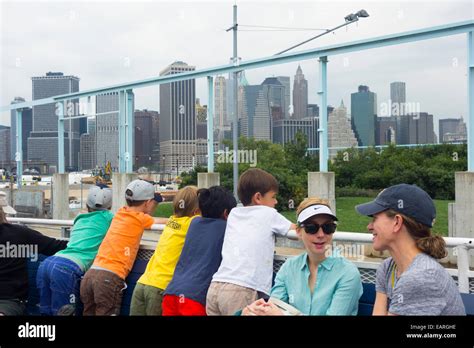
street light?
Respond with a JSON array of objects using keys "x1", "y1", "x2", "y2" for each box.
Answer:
[{"x1": 275, "y1": 9, "x2": 370, "y2": 55}]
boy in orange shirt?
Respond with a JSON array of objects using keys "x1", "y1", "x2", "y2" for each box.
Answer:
[{"x1": 80, "y1": 179, "x2": 167, "y2": 316}]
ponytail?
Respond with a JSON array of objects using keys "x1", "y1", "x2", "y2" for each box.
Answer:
[
  {"x1": 416, "y1": 235, "x2": 447, "y2": 259},
  {"x1": 385, "y1": 209, "x2": 447, "y2": 259}
]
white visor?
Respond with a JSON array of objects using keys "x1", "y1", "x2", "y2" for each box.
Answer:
[{"x1": 297, "y1": 204, "x2": 337, "y2": 225}]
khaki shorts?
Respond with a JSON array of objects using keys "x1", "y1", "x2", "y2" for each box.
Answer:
[{"x1": 206, "y1": 282, "x2": 261, "y2": 316}]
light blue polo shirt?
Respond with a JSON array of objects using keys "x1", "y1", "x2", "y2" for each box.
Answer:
[{"x1": 270, "y1": 252, "x2": 363, "y2": 315}]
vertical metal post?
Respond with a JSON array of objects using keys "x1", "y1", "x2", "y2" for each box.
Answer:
[
  {"x1": 57, "y1": 102, "x2": 65, "y2": 174},
  {"x1": 15, "y1": 109, "x2": 23, "y2": 187},
  {"x1": 468, "y1": 31, "x2": 474, "y2": 171},
  {"x1": 207, "y1": 76, "x2": 215, "y2": 172},
  {"x1": 118, "y1": 90, "x2": 126, "y2": 173},
  {"x1": 232, "y1": 4, "x2": 239, "y2": 200},
  {"x1": 125, "y1": 89, "x2": 134, "y2": 173},
  {"x1": 456, "y1": 245, "x2": 470, "y2": 293},
  {"x1": 318, "y1": 56, "x2": 328, "y2": 172}
]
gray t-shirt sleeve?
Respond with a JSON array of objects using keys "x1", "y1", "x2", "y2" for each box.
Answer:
[
  {"x1": 388, "y1": 267, "x2": 447, "y2": 315},
  {"x1": 375, "y1": 258, "x2": 390, "y2": 294}
]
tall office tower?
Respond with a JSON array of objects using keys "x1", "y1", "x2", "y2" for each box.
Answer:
[
  {"x1": 214, "y1": 76, "x2": 227, "y2": 128},
  {"x1": 95, "y1": 92, "x2": 135, "y2": 171},
  {"x1": 28, "y1": 72, "x2": 80, "y2": 171},
  {"x1": 276, "y1": 76, "x2": 291, "y2": 118},
  {"x1": 328, "y1": 100, "x2": 358, "y2": 158},
  {"x1": 351, "y1": 85, "x2": 377, "y2": 146},
  {"x1": 10, "y1": 97, "x2": 32, "y2": 162},
  {"x1": 413, "y1": 112, "x2": 435, "y2": 144},
  {"x1": 0, "y1": 126, "x2": 11, "y2": 166},
  {"x1": 262, "y1": 77, "x2": 286, "y2": 124},
  {"x1": 238, "y1": 84, "x2": 271, "y2": 141},
  {"x1": 390, "y1": 81, "x2": 406, "y2": 116},
  {"x1": 134, "y1": 109, "x2": 159, "y2": 168},
  {"x1": 159, "y1": 61, "x2": 196, "y2": 174},
  {"x1": 292, "y1": 65, "x2": 308, "y2": 119},
  {"x1": 96, "y1": 92, "x2": 119, "y2": 170}
]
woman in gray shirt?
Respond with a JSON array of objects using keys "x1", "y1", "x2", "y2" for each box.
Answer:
[{"x1": 355, "y1": 184, "x2": 465, "y2": 316}]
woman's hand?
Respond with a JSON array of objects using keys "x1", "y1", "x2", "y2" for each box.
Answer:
[{"x1": 241, "y1": 299, "x2": 284, "y2": 316}]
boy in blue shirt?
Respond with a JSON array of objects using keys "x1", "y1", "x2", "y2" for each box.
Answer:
[{"x1": 162, "y1": 186, "x2": 236, "y2": 315}]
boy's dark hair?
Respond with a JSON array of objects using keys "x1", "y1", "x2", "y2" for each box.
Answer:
[
  {"x1": 237, "y1": 168, "x2": 279, "y2": 206},
  {"x1": 198, "y1": 186, "x2": 237, "y2": 219}
]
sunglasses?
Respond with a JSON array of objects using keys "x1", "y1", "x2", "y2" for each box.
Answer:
[{"x1": 298, "y1": 223, "x2": 337, "y2": 235}]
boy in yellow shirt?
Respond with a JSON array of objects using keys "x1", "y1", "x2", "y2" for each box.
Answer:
[{"x1": 130, "y1": 186, "x2": 199, "y2": 315}]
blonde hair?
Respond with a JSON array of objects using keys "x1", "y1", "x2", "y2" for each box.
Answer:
[
  {"x1": 173, "y1": 186, "x2": 199, "y2": 218},
  {"x1": 385, "y1": 209, "x2": 447, "y2": 259}
]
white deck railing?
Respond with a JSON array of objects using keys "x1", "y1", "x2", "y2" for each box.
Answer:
[{"x1": 7, "y1": 217, "x2": 474, "y2": 294}]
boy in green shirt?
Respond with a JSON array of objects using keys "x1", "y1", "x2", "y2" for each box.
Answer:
[{"x1": 36, "y1": 184, "x2": 114, "y2": 315}]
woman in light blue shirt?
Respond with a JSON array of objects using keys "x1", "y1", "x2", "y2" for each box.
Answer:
[{"x1": 243, "y1": 197, "x2": 363, "y2": 316}]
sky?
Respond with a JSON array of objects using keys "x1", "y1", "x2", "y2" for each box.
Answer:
[{"x1": 1, "y1": 0, "x2": 473, "y2": 137}]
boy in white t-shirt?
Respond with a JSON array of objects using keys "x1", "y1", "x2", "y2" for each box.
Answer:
[{"x1": 206, "y1": 168, "x2": 297, "y2": 315}]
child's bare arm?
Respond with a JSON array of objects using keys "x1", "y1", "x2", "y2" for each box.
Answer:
[{"x1": 153, "y1": 217, "x2": 168, "y2": 225}]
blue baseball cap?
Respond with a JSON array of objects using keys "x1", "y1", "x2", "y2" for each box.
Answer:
[{"x1": 355, "y1": 184, "x2": 436, "y2": 227}]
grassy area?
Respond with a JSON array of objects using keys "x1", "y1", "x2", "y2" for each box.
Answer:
[{"x1": 155, "y1": 197, "x2": 451, "y2": 236}]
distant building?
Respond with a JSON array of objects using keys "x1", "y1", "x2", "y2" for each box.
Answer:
[
  {"x1": 239, "y1": 84, "x2": 271, "y2": 141},
  {"x1": 134, "y1": 109, "x2": 158, "y2": 168},
  {"x1": 10, "y1": 97, "x2": 32, "y2": 162},
  {"x1": 96, "y1": 92, "x2": 119, "y2": 170},
  {"x1": 0, "y1": 126, "x2": 11, "y2": 167},
  {"x1": 28, "y1": 72, "x2": 80, "y2": 171},
  {"x1": 262, "y1": 77, "x2": 286, "y2": 123},
  {"x1": 376, "y1": 116, "x2": 397, "y2": 145},
  {"x1": 276, "y1": 76, "x2": 291, "y2": 118},
  {"x1": 439, "y1": 117, "x2": 467, "y2": 143},
  {"x1": 390, "y1": 81, "x2": 406, "y2": 116},
  {"x1": 376, "y1": 113, "x2": 435, "y2": 145},
  {"x1": 160, "y1": 61, "x2": 196, "y2": 174},
  {"x1": 273, "y1": 117, "x2": 319, "y2": 149},
  {"x1": 292, "y1": 65, "x2": 308, "y2": 119},
  {"x1": 351, "y1": 85, "x2": 377, "y2": 146},
  {"x1": 328, "y1": 100, "x2": 358, "y2": 158},
  {"x1": 79, "y1": 133, "x2": 96, "y2": 170}
]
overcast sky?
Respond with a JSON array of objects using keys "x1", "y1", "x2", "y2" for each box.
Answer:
[{"x1": 1, "y1": 0, "x2": 473, "y2": 136}]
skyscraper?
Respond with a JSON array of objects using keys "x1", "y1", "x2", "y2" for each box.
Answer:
[
  {"x1": 10, "y1": 97, "x2": 32, "y2": 162},
  {"x1": 292, "y1": 65, "x2": 308, "y2": 119},
  {"x1": 262, "y1": 77, "x2": 286, "y2": 123},
  {"x1": 390, "y1": 81, "x2": 406, "y2": 116},
  {"x1": 239, "y1": 85, "x2": 271, "y2": 141},
  {"x1": 159, "y1": 61, "x2": 196, "y2": 174},
  {"x1": 28, "y1": 72, "x2": 80, "y2": 171},
  {"x1": 276, "y1": 76, "x2": 290, "y2": 118},
  {"x1": 0, "y1": 126, "x2": 11, "y2": 167},
  {"x1": 214, "y1": 76, "x2": 230, "y2": 145},
  {"x1": 134, "y1": 109, "x2": 158, "y2": 168},
  {"x1": 96, "y1": 92, "x2": 119, "y2": 170},
  {"x1": 351, "y1": 85, "x2": 377, "y2": 146}
]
